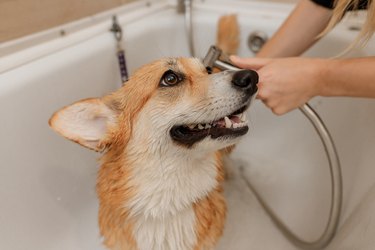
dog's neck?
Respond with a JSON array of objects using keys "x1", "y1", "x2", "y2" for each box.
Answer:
[
  {"x1": 120, "y1": 139, "x2": 221, "y2": 250},
  {"x1": 125, "y1": 138, "x2": 220, "y2": 218}
]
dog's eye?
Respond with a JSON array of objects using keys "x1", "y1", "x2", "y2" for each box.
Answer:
[{"x1": 160, "y1": 70, "x2": 182, "y2": 87}]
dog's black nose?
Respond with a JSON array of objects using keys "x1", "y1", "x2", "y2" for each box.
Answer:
[{"x1": 232, "y1": 70, "x2": 259, "y2": 95}]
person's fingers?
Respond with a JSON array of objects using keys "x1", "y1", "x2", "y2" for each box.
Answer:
[
  {"x1": 261, "y1": 95, "x2": 290, "y2": 115},
  {"x1": 271, "y1": 106, "x2": 289, "y2": 116},
  {"x1": 230, "y1": 55, "x2": 272, "y2": 70},
  {"x1": 256, "y1": 89, "x2": 263, "y2": 99},
  {"x1": 257, "y1": 87, "x2": 287, "y2": 115},
  {"x1": 255, "y1": 82, "x2": 268, "y2": 100}
]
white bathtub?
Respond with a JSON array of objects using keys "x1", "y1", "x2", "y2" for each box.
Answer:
[{"x1": 1, "y1": 0, "x2": 374, "y2": 249}]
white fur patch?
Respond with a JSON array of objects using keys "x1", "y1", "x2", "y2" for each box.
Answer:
[
  {"x1": 134, "y1": 206, "x2": 197, "y2": 250},
  {"x1": 125, "y1": 136, "x2": 218, "y2": 249}
]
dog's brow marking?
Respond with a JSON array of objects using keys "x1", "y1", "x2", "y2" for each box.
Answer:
[
  {"x1": 165, "y1": 58, "x2": 187, "y2": 82},
  {"x1": 166, "y1": 58, "x2": 178, "y2": 68}
]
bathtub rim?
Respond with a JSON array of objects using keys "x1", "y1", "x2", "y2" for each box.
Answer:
[{"x1": 0, "y1": 0, "x2": 296, "y2": 74}]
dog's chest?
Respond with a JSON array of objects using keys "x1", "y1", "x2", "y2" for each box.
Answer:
[
  {"x1": 134, "y1": 206, "x2": 197, "y2": 250},
  {"x1": 128, "y1": 155, "x2": 218, "y2": 216},
  {"x1": 126, "y1": 155, "x2": 219, "y2": 250}
]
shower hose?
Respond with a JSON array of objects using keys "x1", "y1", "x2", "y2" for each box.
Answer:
[{"x1": 182, "y1": 1, "x2": 343, "y2": 249}]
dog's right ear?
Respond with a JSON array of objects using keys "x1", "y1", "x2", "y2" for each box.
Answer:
[{"x1": 49, "y1": 98, "x2": 117, "y2": 151}]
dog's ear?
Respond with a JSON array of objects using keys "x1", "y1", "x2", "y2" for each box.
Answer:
[{"x1": 49, "y1": 98, "x2": 117, "y2": 151}]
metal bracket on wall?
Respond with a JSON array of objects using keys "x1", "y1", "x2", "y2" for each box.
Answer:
[{"x1": 110, "y1": 16, "x2": 128, "y2": 84}]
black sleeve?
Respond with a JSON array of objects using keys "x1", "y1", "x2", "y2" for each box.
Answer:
[
  {"x1": 310, "y1": 0, "x2": 368, "y2": 10},
  {"x1": 310, "y1": 0, "x2": 334, "y2": 9}
]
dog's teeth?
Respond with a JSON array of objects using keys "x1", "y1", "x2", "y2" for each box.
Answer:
[
  {"x1": 241, "y1": 113, "x2": 247, "y2": 122},
  {"x1": 188, "y1": 124, "x2": 195, "y2": 129},
  {"x1": 233, "y1": 121, "x2": 247, "y2": 128},
  {"x1": 198, "y1": 124, "x2": 204, "y2": 130},
  {"x1": 224, "y1": 116, "x2": 232, "y2": 128},
  {"x1": 205, "y1": 124, "x2": 211, "y2": 129}
]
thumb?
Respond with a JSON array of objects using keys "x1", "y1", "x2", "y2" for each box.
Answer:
[{"x1": 230, "y1": 56, "x2": 271, "y2": 70}]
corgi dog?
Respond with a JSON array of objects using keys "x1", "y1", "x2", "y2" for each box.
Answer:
[{"x1": 49, "y1": 15, "x2": 256, "y2": 250}]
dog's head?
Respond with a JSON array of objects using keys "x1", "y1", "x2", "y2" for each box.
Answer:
[{"x1": 49, "y1": 58, "x2": 257, "y2": 154}]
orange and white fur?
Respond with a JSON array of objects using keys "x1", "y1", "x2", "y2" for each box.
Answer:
[{"x1": 49, "y1": 15, "x2": 248, "y2": 250}]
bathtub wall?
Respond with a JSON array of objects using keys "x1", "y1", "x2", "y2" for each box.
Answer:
[
  {"x1": 0, "y1": 0, "x2": 136, "y2": 43},
  {"x1": 0, "y1": 0, "x2": 297, "y2": 43}
]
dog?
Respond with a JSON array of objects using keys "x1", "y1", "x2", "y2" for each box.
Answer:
[{"x1": 49, "y1": 15, "x2": 256, "y2": 250}]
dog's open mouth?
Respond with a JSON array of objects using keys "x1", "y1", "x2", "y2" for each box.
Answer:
[{"x1": 170, "y1": 105, "x2": 249, "y2": 147}]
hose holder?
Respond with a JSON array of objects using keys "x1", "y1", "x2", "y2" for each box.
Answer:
[{"x1": 110, "y1": 16, "x2": 128, "y2": 84}]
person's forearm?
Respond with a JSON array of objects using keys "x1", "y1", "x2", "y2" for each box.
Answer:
[
  {"x1": 318, "y1": 57, "x2": 375, "y2": 97},
  {"x1": 257, "y1": 0, "x2": 332, "y2": 58}
]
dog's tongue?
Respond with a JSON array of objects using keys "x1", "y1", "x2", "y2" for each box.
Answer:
[
  {"x1": 214, "y1": 119, "x2": 226, "y2": 128},
  {"x1": 230, "y1": 115, "x2": 241, "y2": 123}
]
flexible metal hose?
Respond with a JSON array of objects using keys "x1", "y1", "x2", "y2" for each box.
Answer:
[
  {"x1": 226, "y1": 69, "x2": 342, "y2": 249},
  {"x1": 182, "y1": 2, "x2": 343, "y2": 249},
  {"x1": 241, "y1": 104, "x2": 342, "y2": 249}
]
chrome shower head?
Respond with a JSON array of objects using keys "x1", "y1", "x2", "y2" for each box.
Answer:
[{"x1": 202, "y1": 45, "x2": 241, "y2": 73}]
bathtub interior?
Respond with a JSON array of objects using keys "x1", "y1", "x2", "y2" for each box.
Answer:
[
  {"x1": 0, "y1": 34, "x2": 122, "y2": 249},
  {"x1": 1, "y1": 0, "x2": 375, "y2": 249}
]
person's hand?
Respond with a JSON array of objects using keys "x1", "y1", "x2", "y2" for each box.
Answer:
[{"x1": 230, "y1": 56, "x2": 325, "y2": 115}]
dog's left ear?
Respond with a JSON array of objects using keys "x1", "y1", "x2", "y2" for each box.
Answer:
[{"x1": 49, "y1": 98, "x2": 117, "y2": 151}]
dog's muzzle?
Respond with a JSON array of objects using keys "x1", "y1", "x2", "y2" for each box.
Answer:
[{"x1": 169, "y1": 46, "x2": 259, "y2": 148}]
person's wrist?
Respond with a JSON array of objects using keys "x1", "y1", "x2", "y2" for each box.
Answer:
[{"x1": 310, "y1": 58, "x2": 331, "y2": 97}]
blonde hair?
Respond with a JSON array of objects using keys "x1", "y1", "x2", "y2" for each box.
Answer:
[{"x1": 321, "y1": 0, "x2": 375, "y2": 47}]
